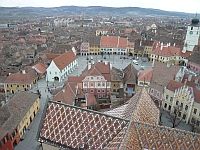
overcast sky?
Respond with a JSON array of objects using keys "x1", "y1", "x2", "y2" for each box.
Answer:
[{"x1": 0, "y1": 0, "x2": 200, "y2": 13}]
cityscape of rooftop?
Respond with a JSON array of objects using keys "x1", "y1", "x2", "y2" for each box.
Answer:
[{"x1": 0, "y1": 1, "x2": 200, "y2": 150}]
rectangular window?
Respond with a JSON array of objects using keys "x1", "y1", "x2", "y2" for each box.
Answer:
[
  {"x1": 176, "y1": 101, "x2": 179, "y2": 105},
  {"x1": 170, "y1": 97, "x2": 173, "y2": 102},
  {"x1": 168, "y1": 105, "x2": 171, "y2": 110},
  {"x1": 185, "y1": 105, "x2": 188, "y2": 111},
  {"x1": 164, "y1": 103, "x2": 167, "y2": 108},
  {"x1": 194, "y1": 108, "x2": 197, "y2": 114},
  {"x1": 166, "y1": 95, "x2": 168, "y2": 99},
  {"x1": 183, "y1": 114, "x2": 186, "y2": 120}
]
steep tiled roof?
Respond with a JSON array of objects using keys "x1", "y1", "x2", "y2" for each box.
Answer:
[
  {"x1": 100, "y1": 36, "x2": 128, "y2": 49},
  {"x1": 53, "y1": 82, "x2": 77, "y2": 105},
  {"x1": 120, "y1": 121, "x2": 200, "y2": 150},
  {"x1": 123, "y1": 63, "x2": 138, "y2": 84},
  {"x1": 82, "y1": 62, "x2": 111, "y2": 81},
  {"x1": 38, "y1": 90, "x2": 200, "y2": 150},
  {"x1": 53, "y1": 51, "x2": 76, "y2": 70},
  {"x1": 105, "y1": 88, "x2": 160, "y2": 125},
  {"x1": 138, "y1": 68, "x2": 153, "y2": 82},
  {"x1": 32, "y1": 63, "x2": 47, "y2": 74},
  {"x1": 0, "y1": 92, "x2": 39, "y2": 139},
  {"x1": 39, "y1": 101, "x2": 129, "y2": 149},
  {"x1": 150, "y1": 62, "x2": 180, "y2": 93}
]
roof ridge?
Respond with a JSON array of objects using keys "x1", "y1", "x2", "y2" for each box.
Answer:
[{"x1": 49, "y1": 100, "x2": 130, "y2": 122}]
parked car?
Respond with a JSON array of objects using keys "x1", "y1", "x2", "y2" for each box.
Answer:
[{"x1": 133, "y1": 60, "x2": 139, "y2": 65}]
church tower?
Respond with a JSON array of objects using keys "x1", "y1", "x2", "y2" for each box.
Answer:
[{"x1": 183, "y1": 16, "x2": 200, "y2": 53}]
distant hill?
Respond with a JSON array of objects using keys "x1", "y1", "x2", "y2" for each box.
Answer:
[{"x1": 0, "y1": 6, "x2": 192, "y2": 18}]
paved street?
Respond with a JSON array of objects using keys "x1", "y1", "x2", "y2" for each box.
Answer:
[
  {"x1": 14, "y1": 55, "x2": 151, "y2": 150},
  {"x1": 15, "y1": 79, "x2": 51, "y2": 150},
  {"x1": 69, "y1": 54, "x2": 152, "y2": 77}
]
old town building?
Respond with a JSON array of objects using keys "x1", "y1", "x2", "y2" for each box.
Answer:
[{"x1": 0, "y1": 92, "x2": 40, "y2": 150}]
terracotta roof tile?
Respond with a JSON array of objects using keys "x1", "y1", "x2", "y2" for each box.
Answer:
[
  {"x1": 39, "y1": 101, "x2": 129, "y2": 149},
  {"x1": 32, "y1": 63, "x2": 47, "y2": 74},
  {"x1": 4, "y1": 71, "x2": 36, "y2": 84},
  {"x1": 138, "y1": 68, "x2": 153, "y2": 82},
  {"x1": 100, "y1": 36, "x2": 128, "y2": 49},
  {"x1": 53, "y1": 51, "x2": 76, "y2": 70},
  {"x1": 121, "y1": 121, "x2": 200, "y2": 150}
]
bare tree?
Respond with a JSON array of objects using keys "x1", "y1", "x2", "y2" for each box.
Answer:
[{"x1": 167, "y1": 105, "x2": 182, "y2": 128}]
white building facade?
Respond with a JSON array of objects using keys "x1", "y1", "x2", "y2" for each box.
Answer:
[
  {"x1": 46, "y1": 51, "x2": 78, "y2": 82},
  {"x1": 183, "y1": 18, "x2": 200, "y2": 52}
]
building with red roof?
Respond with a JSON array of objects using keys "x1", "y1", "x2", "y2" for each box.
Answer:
[
  {"x1": 46, "y1": 50, "x2": 78, "y2": 82},
  {"x1": 100, "y1": 36, "x2": 134, "y2": 55},
  {"x1": 150, "y1": 43, "x2": 191, "y2": 65}
]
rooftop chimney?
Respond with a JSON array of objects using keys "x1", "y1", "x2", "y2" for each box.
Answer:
[
  {"x1": 88, "y1": 62, "x2": 92, "y2": 70},
  {"x1": 161, "y1": 42, "x2": 163, "y2": 50},
  {"x1": 188, "y1": 74, "x2": 192, "y2": 82},
  {"x1": 22, "y1": 70, "x2": 26, "y2": 74}
]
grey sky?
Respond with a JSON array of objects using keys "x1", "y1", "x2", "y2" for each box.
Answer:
[{"x1": 0, "y1": 0, "x2": 199, "y2": 13}]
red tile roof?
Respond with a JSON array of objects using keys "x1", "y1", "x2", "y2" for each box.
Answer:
[
  {"x1": 152, "y1": 45, "x2": 191, "y2": 58},
  {"x1": 120, "y1": 121, "x2": 200, "y2": 150},
  {"x1": 39, "y1": 101, "x2": 129, "y2": 149},
  {"x1": 100, "y1": 36, "x2": 128, "y2": 49},
  {"x1": 53, "y1": 51, "x2": 76, "y2": 70},
  {"x1": 4, "y1": 71, "x2": 36, "y2": 84},
  {"x1": 32, "y1": 63, "x2": 47, "y2": 74},
  {"x1": 53, "y1": 82, "x2": 77, "y2": 105},
  {"x1": 166, "y1": 80, "x2": 200, "y2": 103},
  {"x1": 166, "y1": 80, "x2": 184, "y2": 92},
  {"x1": 138, "y1": 68, "x2": 153, "y2": 82},
  {"x1": 82, "y1": 62, "x2": 111, "y2": 81}
]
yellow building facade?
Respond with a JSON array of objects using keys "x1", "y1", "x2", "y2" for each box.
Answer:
[{"x1": 17, "y1": 97, "x2": 40, "y2": 137}]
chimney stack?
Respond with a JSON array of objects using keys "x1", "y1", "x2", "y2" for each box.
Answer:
[{"x1": 22, "y1": 70, "x2": 26, "y2": 74}]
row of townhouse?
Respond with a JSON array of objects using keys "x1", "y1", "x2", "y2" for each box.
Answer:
[{"x1": 80, "y1": 36, "x2": 134, "y2": 55}]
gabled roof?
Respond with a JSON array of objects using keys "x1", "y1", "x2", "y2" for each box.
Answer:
[
  {"x1": 38, "y1": 90, "x2": 200, "y2": 150},
  {"x1": 138, "y1": 68, "x2": 153, "y2": 82},
  {"x1": 82, "y1": 62, "x2": 111, "y2": 81},
  {"x1": 120, "y1": 121, "x2": 200, "y2": 150},
  {"x1": 53, "y1": 51, "x2": 76, "y2": 70},
  {"x1": 38, "y1": 101, "x2": 129, "y2": 149},
  {"x1": 53, "y1": 82, "x2": 77, "y2": 105},
  {"x1": 123, "y1": 63, "x2": 138, "y2": 84},
  {"x1": 150, "y1": 62, "x2": 180, "y2": 93},
  {"x1": 32, "y1": 63, "x2": 47, "y2": 74},
  {"x1": 105, "y1": 88, "x2": 160, "y2": 125},
  {"x1": 166, "y1": 80, "x2": 200, "y2": 103},
  {"x1": 152, "y1": 45, "x2": 191, "y2": 58}
]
